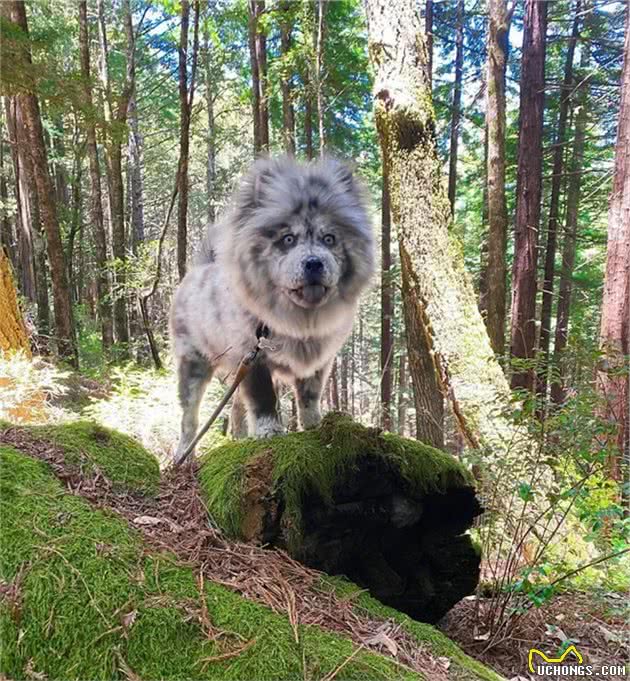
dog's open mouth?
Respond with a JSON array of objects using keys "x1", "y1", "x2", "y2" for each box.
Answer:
[{"x1": 287, "y1": 284, "x2": 329, "y2": 308}]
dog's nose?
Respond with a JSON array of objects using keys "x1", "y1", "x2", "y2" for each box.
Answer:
[{"x1": 304, "y1": 257, "x2": 324, "y2": 284}]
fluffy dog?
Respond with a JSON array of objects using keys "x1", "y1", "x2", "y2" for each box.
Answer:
[{"x1": 171, "y1": 156, "x2": 374, "y2": 463}]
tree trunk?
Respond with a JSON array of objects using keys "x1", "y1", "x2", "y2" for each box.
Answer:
[
  {"x1": 340, "y1": 350, "x2": 349, "y2": 413},
  {"x1": 279, "y1": 1, "x2": 296, "y2": 155},
  {"x1": 597, "y1": 8, "x2": 630, "y2": 480},
  {"x1": 177, "y1": 0, "x2": 195, "y2": 281},
  {"x1": 78, "y1": 0, "x2": 113, "y2": 350},
  {"x1": 4, "y1": 99, "x2": 34, "y2": 303},
  {"x1": 128, "y1": 96, "x2": 145, "y2": 253},
  {"x1": 203, "y1": 27, "x2": 217, "y2": 224},
  {"x1": 248, "y1": 0, "x2": 269, "y2": 156},
  {"x1": 551, "y1": 43, "x2": 591, "y2": 406},
  {"x1": 5, "y1": 1, "x2": 77, "y2": 367},
  {"x1": 397, "y1": 350, "x2": 408, "y2": 436},
  {"x1": 365, "y1": 0, "x2": 516, "y2": 458},
  {"x1": 447, "y1": 0, "x2": 464, "y2": 215},
  {"x1": 0, "y1": 248, "x2": 30, "y2": 355},
  {"x1": 425, "y1": 0, "x2": 433, "y2": 90},
  {"x1": 479, "y1": 0, "x2": 511, "y2": 356},
  {"x1": 509, "y1": 0, "x2": 547, "y2": 391},
  {"x1": 315, "y1": 0, "x2": 327, "y2": 156},
  {"x1": 200, "y1": 413, "x2": 482, "y2": 624},
  {"x1": 537, "y1": 0, "x2": 581, "y2": 403},
  {"x1": 66, "y1": 145, "x2": 83, "y2": 303},
  {"x1": 380, "y1": 162, "x2": 393, "y2": 431},
  {"x1": 98, "y1": 0, "x2": 137, "y2": 352},
  {"x1": 401, "y1": 252, "x2": 444, "y2": 449}
]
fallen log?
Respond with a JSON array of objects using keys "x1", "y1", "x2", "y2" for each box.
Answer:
[{"x1": 198, "y1": 413, "x2": 483, "y2": 623}]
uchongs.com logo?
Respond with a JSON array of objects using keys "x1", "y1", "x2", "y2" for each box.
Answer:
[{"x1": 528, "y1": 644, "x2": 627, "y2": 677}]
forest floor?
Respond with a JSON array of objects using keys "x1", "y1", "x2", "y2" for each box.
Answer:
[
  {"x1": 2, "y1": 357, "x2": 628, "y2": 680},
  {"x1": 440, "y1": 587, "x2": 629, "y2": 680}
]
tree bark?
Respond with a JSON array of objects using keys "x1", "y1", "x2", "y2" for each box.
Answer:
[
  {"x1": 78, "y1": 0, "x2": 114, "y2": 350},
  {"x1": 279, "y1": 1, "x2": 296, "y2": 155},
  {"x1": 425, "y1": 0, "x2": 433, "y2": 90},
  {"x1": 315, "y1": 0, "x2": 327, "y2": 156},
  {"x1": 5, "y1": 1, "x2": 77, "y2": 367},
  {"x1": 204, "y1": 26, "x2": 217, "y2": 223},
  {"x1": 597, "y1": 8, "x2": 630, "y2": 480},
  {"x1": 551, "y1": 42, "x2": 591, "y2": 406},
  {"x1": 509, "y1": 0, "x2": 547, "y2": 391},
  {"x1": 248, "y1": 0, "x2": 269, "y2": 156},
  {"x1": 447, "y1": 0, "x2": 464, "y2": 214},
  {"x1": 479, "y1": 0, "x2": 511, "y2": 356},
  {"x1": 365, "y1": 0, "x2": 516, "y2": 458},
  {"x1": 380, "y1": 162, "x2": 393, "y2": 431},
  {"x1": 397, "y1": 350, "x2": 408, "y2": 436},
  {"x1": 0, "y1": 248, "x2": 30, "y2": 356},
  {"x1": 128, "y1": 96, "x2": 145, "y2": 253},
  {"x1": 98, "y1": 0, "x2": 136, "y2": 352},
  {"x1": 177, "y1": 0, "x2": 200, "y2": 281},
  {"x1": 537, "y1": 0, "x2": 581, "y2": 402}
]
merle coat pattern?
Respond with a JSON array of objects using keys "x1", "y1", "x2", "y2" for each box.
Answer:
[{"x1": 170, "y1": 156, "x2": 374, "y2": 463}]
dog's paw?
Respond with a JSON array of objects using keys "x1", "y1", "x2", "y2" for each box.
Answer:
[
  {"x1": 254, "y1": 416, "x2": 285, "y2": 439},
  {"x1": 173, "y1": 440, "x2": 195, "y2": 466}
]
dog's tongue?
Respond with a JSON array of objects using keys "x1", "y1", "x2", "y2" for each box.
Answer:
[{"x1": 302, "y1": 284, "x2": 326, "y2": 304}]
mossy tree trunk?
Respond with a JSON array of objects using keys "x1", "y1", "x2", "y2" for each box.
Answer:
[{"x1": 364, "y1": 0, "x2": 515, "y2": 459}]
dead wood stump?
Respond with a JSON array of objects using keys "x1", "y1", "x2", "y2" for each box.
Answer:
[{"x1": 198, "y1": 413, "x2": 482, "y2": 623}]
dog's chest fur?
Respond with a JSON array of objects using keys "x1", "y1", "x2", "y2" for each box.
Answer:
[{"x1": 265, "y1": 331, "x2": 340, "y2": 380}]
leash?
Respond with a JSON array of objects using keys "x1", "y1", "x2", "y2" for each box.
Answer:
[{"x1": 175, "y1": 324, "x2": 271, "y2": 467}]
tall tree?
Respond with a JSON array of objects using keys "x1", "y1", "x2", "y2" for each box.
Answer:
[
  {"x1": 597, "y1": 8, "x2": 630, "y2": 479},
  {"x1": 365, "y1": 0, "x2": 521, "y2": 458},
  {"x1": 78, "y1": 0, "x2": 113, "y2": 350},
  {"x1": 509, "y1": 0, "x2": 548, "y2": 391},
  {"x1": 204, "y1": 26, "x2": 217, "y2": 222},
  {"x1": 479, "y1": 0, "x2": 511, "y2": 356},
  {"x1": 425, "y1": 0, "x2": 434, "y2": 89},
  {"x1": 380, "y1": 162, "x2": 393, "y2": 430},
  {"x1": 4, "y1": 1, "x2": 77, "y2": 366},
  {"x1": 248, "y1": 0, "x2": 269, "y2": 155},
  {"x1": 315, "y1": 0, "x2": 327, "y2": 155},
  {"x1": 176, "y1": 0, "x2": 200, "y2": 281},
  {"x1": 279, "y1": 1, "x2": 296, "y2": 154},
  {"x1": 550, "y1": 73, "x2": 589, "y2": 405},
  {"x1": 537, "y1": 0, "x2": 581, "y2": 401},
  {"x1": 97, "y1": 0, "x2": 136, "y2": 351},
  {"x1": 447, "y1": 0, "x2": 464, "y2": 214}
]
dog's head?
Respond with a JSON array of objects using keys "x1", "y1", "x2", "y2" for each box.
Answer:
[{"x1": 223, "y1": 156, "x2": 374, "y2": 336}]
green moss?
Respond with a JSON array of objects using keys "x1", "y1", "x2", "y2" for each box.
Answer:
[
  {"x1": 319, "y1": 577, "x2": 505, "y2": 681},
  {"x1": 0, "y1": 447, "x2": 425, "y2": 680},
  {"x1": 4, "y1": 420, "x2": 160, "y2": 495},
  {"x1": 199, "y1": 413, "x2": 473, "y2": 548}
]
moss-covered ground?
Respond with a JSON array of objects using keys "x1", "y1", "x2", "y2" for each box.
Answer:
[
  {"x1": 0, "y1": 446, "x2": 422, "y2": 680},
  {"x1": 198, "y1": 412, "x2": 473, "y2": 546},
  {"x1": 0, "y1": 419, "x2": 502, "y2": 680}
]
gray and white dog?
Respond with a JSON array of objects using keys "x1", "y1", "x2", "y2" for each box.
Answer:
[{"x1": 170, "y1": 156, "x2": 374, "y2": 463}]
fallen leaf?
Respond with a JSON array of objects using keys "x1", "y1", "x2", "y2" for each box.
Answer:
[
  {"x1": 121, "y1": 609, "x2": 138, "y2": 631},
  {"x1": 437, "y1": 656, "x2": 451, "y2": 670},
  {"x1": 474, "y1": 631, "x2": 491, "y2": 641}
]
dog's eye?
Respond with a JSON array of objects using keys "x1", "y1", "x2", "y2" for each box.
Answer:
[
  {"x1": 323, "y1": 234, "x2": 336, "y2": 247},
  {"x1": 283, "y1": 234, "x2": 295, "y2": 246}
]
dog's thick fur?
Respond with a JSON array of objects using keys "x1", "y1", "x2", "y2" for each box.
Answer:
[{"x1": 171, "y1": 156, "x2": 374, "y2": 462}]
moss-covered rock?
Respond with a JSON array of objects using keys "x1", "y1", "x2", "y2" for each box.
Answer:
[{"x1": 198, "y1": 413, "x2": 482, "y2": 624}]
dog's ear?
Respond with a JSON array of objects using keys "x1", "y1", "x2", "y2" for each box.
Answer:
[
  {"x1": 234, "y1": 157, "x2": 293, "y2": 224},
  {"x1": 318, "y1": 157, "x2": 359, "y2": 197}
]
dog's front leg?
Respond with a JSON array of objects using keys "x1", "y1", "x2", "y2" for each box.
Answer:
[
  {"x1": 175, "y1": 352, "x2": 213, "y2": 463},
  {"x1": 240, "y1": 361, "x2": 284, "y2": 437},
  {"x1": 295, "y1": 365, "x2": 328, "y2": 430}
]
